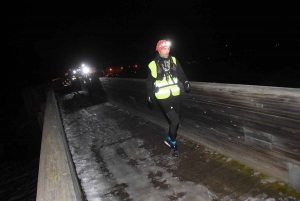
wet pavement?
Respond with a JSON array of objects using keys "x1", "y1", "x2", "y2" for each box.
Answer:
[{"x1": 57, "y1": 90, "x2": 300, "y2": 201}]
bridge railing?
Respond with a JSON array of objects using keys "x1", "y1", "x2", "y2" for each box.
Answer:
[
  {"x1": 99, "y1": 77, "x2": 300, "y2": 192},
  {"x1": 36, "y1": 89, "x2": 84, "y2": 201}
]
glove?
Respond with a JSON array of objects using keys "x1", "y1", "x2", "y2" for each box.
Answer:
[
  {"x1": 184, "y1": 81, "x2": 191, "y2": 93},
  {"x1": 147, "y1": 96, "x2": 154, "y2": 110}
]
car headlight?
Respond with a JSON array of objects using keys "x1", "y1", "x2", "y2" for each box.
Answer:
[{"x1": 82, "y1": 67, "x2": 90, "y2": 74}]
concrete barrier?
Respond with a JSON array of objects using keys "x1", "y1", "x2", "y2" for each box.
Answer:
[{"x1": 36, "y1": 89, "x2": 84, "y2": 201}]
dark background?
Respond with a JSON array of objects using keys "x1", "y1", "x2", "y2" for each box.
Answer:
[{"x1": 3, "y1": 0, "x2": 300, "y2": 86}]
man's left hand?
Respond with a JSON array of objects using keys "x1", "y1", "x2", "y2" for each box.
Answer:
[
  {"x1": 148, "y1": 96, "x2": 154, "y2": 110},
  {"x1": 184, "y1": 81, "x2": 191, "y2": 93}
]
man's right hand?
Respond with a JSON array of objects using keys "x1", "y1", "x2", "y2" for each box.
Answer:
[{"x1": 148, "y1": 96, "x2": 154, "y2": 110}]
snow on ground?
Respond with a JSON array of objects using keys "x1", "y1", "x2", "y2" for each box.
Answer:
[{"x1": 59, "y1": 93, "x2": 218, "y2": 201}]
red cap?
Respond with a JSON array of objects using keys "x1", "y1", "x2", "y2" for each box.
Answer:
[{"x1": 156, "y1": 40, "x2": 171, "y2": 52}]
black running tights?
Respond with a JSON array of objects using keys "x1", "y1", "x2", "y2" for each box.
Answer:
[
  {"x1": 157, "y1": 95, "x2": 180, "y2": 141},
  {"x1": 166, "y1": 110, "x2": 180, "y2": 141}
]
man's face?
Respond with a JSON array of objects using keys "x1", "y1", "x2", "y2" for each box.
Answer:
[{"x1": 159, "y1": 46, "x2": 170, "y2": 58}]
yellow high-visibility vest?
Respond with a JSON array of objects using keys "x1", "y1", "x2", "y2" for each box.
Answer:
[{"x1": 148, "y1": 56, "x2": 180, "y2": 99}]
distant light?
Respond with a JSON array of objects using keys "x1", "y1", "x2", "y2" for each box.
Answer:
[
  {"x1": 121, "y1": 67, "x2": 123, "y2": 69},
  {"x1": 82, "y1": 67, "x2": 90, "y2": 74},
  {"x1": 73, "y1": 70, "x2": 76, "y2": 74},
  {"x1": 110, "y1": 68, "x2": 112, "y2": 71},
  {"x1": 52, "y1": 78, "x2": 61, "y2": 82},
  {"x1": 135, "y1": 65, "x2": 137, "y2": 67},
  {"x1": 82, "y1": 64, "x2": 85, "y2": 67},
  {"x1": 166, "y1": 41, "x2": 171, "y2": 46}
]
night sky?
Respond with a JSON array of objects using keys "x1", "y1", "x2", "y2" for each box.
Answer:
[
  {"x1": 1, "y1": 1, "x2": 299, "y2": 198},
  {"x1": 2, "y1": 1, "x2": 300, "y2": 92}
]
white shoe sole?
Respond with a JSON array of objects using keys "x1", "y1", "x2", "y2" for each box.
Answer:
[{"x1": 164, "y1": 140, "x2": 171, "y2": 147}]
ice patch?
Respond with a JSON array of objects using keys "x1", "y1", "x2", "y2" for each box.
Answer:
[
  {"x1": 260, "y1": 177, "x2": 277, "y2": 184},
  {"x1": 253, "y1": 172, "x2": 260, "y2": 176},
  {"x1": 264, "y1": 198, "x2": 276, "y2": 201},
  {"x1": 226, "y1": 158, "x2": 232, "y2": 162}
]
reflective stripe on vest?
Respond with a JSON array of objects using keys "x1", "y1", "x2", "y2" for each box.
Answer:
[{"x1": 148, "y1": 56, "x2": 180, "y2": 99}]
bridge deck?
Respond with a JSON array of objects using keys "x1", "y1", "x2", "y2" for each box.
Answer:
[{"x1": 58, "y1": 90, "x2": 300, "y2": 201}]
